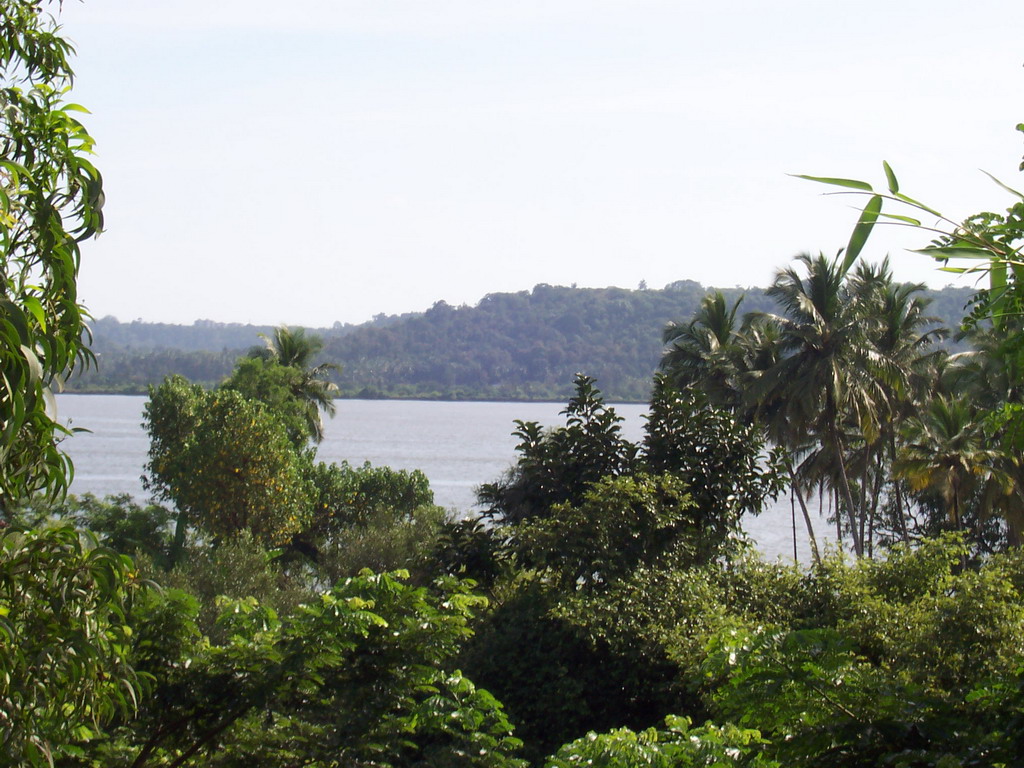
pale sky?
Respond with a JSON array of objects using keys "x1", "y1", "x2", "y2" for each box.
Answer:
[{"x1": 55, "y1": 1, "x2": 1024, "y2": 327}]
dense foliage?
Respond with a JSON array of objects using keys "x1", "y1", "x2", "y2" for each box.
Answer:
[
  {"x1": 7, "y1": 5, "x2": 1024, "y2": 766},
  {"x1": 0, "y1": 0, "x2": 104, "y2": 507},
  {"x1": 67, "y1": 282, "x2": 974, "y2": 401}
]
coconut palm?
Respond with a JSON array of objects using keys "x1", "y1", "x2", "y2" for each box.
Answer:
[
  {"x1": 854, "y1": 262, "x2": 947, "y2": 546},
  {"x1": 660, "y1": 291, "x2": 746, "y2": 408},
  {"x1": 261, "y1": 326, "x2": 323, "y2": 370},
  {"x1": 938, "y1": 322, "x2": 1024, "y2": 545},
  {"x1": 895, "y1": 395, "x2": 1014, "y2": 531},
  {"x1": 257, "y1": 325, "x2": 339, "y2": 443},
  {"x1": 747, "y1": 252, "x2": 885, "y2": 557}
]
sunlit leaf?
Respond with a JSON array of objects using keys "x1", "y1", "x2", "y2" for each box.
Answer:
[
  {"x1": 878, "y1": 212, "x2": 921, "y2": 226},
  {"x1": 915, "y1": 246, "x2": 997, "y2": 260},
  {"x1": 791, "y1": 174, "x2": 874, "y2": 191},
  {"x1": 841, "y1": 194, "x2": 882, "y2": 274},
  {"x1": 883, "y1": 160, "x2": 899, "y2": 194},
  {"x1": 981, "y1": 169, "x2": 1024, "y2": 200},
  {"x1": 893, "y1": 192, "x2": 943, "y2": 218}
]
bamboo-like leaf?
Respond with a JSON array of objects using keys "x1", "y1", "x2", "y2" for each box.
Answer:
[
  {"x1": 893, "y1": 192, "x2": 943, "y2": 218},
  {"x1": 981, "y1": 169, "x2": 1024, "y2": 200},
  {"x1": 989, "y1": 261, "x2": 1009, "y2": 331},
  {"x1": 915, "y1": 246, "x2": 996, "y2": 260},
  {"x1": 878, "y1": 212, "x2": 921, "y2": 226},
  {"x1": 990, "y1": 259, "x2": 1008, "y2": 292},
  {"x1": 841, "y1": 194, "x2": 882, "y2": 274},
  {"x1": 883, "y1": 161, "x2": 899, "y2": 194},
  {"x1": 791, "y1": 174, "x2": 874, "y2": 191}
]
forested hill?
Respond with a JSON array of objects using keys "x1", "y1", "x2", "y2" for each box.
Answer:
[{"x1": 70, "y1": 281, "x2": 976, "y2": 401}]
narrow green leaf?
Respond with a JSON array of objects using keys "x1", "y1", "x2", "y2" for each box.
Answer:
[
  {"x1": 23, "y1": 296, "x2": 46, "y2": 332},
  {"x1": 914, "y1": 246, "x2": 996, "y2": 260},
  {"x1": 991, "y1": 259, "x2": 1008, "y2": 292},
  {"x1": 893, "y1": 192, "x2": 943, "y2": 218},
  {"x1": 841, "y1": 194, "x2": 882, "y2": 274},
  {"x1": 882, "y1": 161, "x2": 899, "y2": 194},
  {"x1": 791, "y1": 174, "x2": 874, "y2": 191},
  {"x1": 980, "y1": 169, "x2": 1024, "y2": 200},
  {"x1": 20, "y1": 345, "x2": 42, "y2": 382},
  {"x1": 878, "y1": 212, "x2": 921, "y2": 226}
]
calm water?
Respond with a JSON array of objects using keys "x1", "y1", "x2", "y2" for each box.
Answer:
[{"x1": 56, "y1": 394, "x2": 833, "y2": 562}]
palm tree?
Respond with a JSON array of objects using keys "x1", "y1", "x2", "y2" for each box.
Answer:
[
  {"x1": 748, "y1": 252, "x2": 884, "y2": 557},
  {"x1": 660, "y1": 291, "x2": 745, "y2": 408},
  {"x1": 854, "y1": 261, "x2": 946, "y2": 547},
  {"x1": 895, "y1": 395, "x2": 1013, "y2": 531},
  {"x1": 261, "y1": 325, "x2": 322, "y2": 369},
  {"x1": 661, "y1": 294, "x2": 826, "y2": 561},
  {"x1": 937, "y1": 323, "x2": 1024, "y2": 545},
  {"x1": 257, "y1": 325, "x2": 339, "y2": 443}
]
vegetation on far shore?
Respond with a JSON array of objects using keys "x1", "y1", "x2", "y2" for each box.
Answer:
[
  {"x1": 69, "y1": 281, "x2": 975, "y2": 402},
  {"x1": 6, "y1": 3, "x2": 1024, "y2": 767}
]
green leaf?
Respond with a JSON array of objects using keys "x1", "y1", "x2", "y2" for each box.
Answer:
[
  {"x1": 990, "y1": 259, "x2": 1008, "y2": 292},
  {"x1": 23, "y1": 296, "x2": 46, "y2": 332},
  {"x1": 20, "y1": 345, "x2": 43, "y2": 382},
  {"x1": 791, "y1": 174, "x2": 874, "y2": 191},
  {"x1": 893, "y1": 191, "x2": 943, "y2": 218},
  {"x1": 878, "y1": 212, "x2": 921, "y2": 226},
  {"x1": 882, "y1": 160, "x2": 899, "y2": 194},
  {"x1": 841, "y1": 194, "x2": 882, "y2": 274},
  {"x1": 981, "y1": 169, "x2": 1024, "y2": 200},
  {"x1": 914, "y1": 246, "x2": 997, "y2": 260}
]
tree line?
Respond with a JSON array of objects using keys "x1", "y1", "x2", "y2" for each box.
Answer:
[{"x1": 70, "y1": 281, "x2": 975, "y2": 401}]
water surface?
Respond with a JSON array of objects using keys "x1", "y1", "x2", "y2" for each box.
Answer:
[{"x1": 57, "y1": 394, "x2": 833, "y2": 562}]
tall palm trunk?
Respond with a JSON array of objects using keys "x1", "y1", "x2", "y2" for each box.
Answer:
[
  {"x1": 789, "y1": 464, "x2": 821, "y2": 565},
  {"x1": 889, "y1": 433, "x2": 910, "y2": 544},
  {"x1": 829, "y1": 420, "x2": 864, "y2": 557}
]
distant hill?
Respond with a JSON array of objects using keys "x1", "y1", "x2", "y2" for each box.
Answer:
[{"x1": 68, "y1": 281, "x2": 977, "y2": 401}]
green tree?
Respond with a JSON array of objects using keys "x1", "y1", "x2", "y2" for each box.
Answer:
[
  {"x1": 304, "y1": 459, "x2": 450, "y2": 583},
  {"x1": 100, "y1": 572, "x2": 525, "y2": 768},
  {"x1": 660, "y1": 291, "x2": 746, "y2": 409},
  {"x1": 0, "y1": 526, "x2": 143, "y2": 766},
  {"x1": 698, "y1": 536, "x2": 1024, "y2": 766},
  {"x1": 749, "y1": 253, "x2": 884, "y2": 557},
  {"x1": 856, "y1": 263, "x2": 945, "y2": 548},
  {"x1": 644, "y1": 377, "x2": 784, "y2": 560},
  {"x1": 0, "y1": 0, "x2": 105, "y2": 509},
  {"x1": 0, "y1": 5, "x2": 148, "y2": 765},
  {"x1": 546, "y1": 717, "x2": 777, "y2": 768},
  {"x1": 255, "y1": 325, "x2": 338, "y2": 442},
  {"x1": 144, "y1": 375, "x2": 311, "y2": 553},
  {"x1": 895, "y1": 395, "x2": 1013, "y2": 531},
  {"x1": 478, "y1": 374, "x2": 637, "y2": 525},
  {"x1": 221, "y1": 355, "x2": 315, "y2": 447},
  {"x1": 511, "y1": 473, "x2": 695, "y2": 590}
]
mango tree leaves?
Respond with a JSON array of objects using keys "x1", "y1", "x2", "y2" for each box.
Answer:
[
  {"x1": 0, "y1": 2, "x2": 104, "y2": 508},
  {"x1": 0, "y1": 525, "x2": 143, "y2": 767}
]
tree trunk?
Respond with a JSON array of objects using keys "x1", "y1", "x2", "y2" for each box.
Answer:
[
  {"x1": 888, "y1": 433, "x2": 910, "y2": 544},
  {"x1": 830, "y1": 423, "x2": 864, "y2": 557},
  {"x1": 789, "y1": 465, "x2": 820, "y2": 565}
]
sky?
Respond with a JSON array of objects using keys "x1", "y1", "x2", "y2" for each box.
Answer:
[{"x1": 52, "y1": 0, "x2": 1024, "y2": 327}]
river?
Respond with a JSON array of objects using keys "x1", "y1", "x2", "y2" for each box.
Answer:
[{"x1": 55, "y1": 394, "x2": 833, "y2": 562}]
